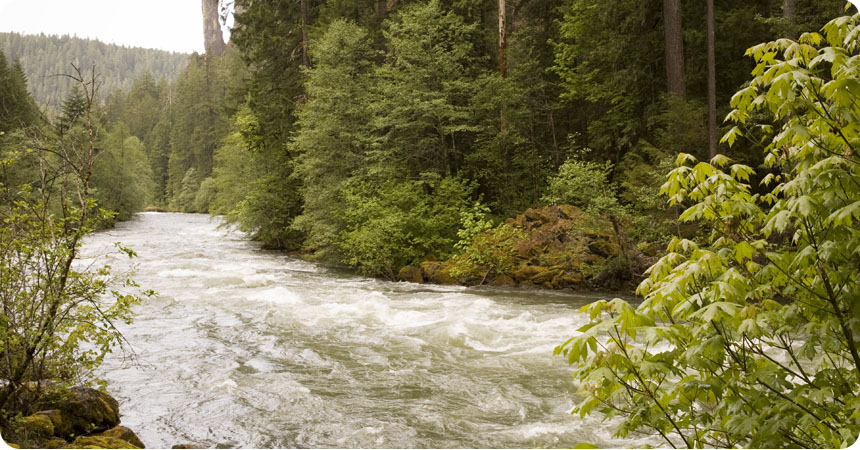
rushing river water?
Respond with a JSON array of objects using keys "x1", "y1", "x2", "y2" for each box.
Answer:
[{"x1": 84, "y1": 212, "x2": 649, "y2": 448}]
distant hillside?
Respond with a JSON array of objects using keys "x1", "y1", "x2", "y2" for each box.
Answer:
[{"x1": 0, "y1": 32, "x2": 189, "y2": 110}]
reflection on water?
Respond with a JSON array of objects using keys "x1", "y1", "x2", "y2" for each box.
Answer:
[{"x1": 87, "y1": 213, "x2": 650, "y2": 448}]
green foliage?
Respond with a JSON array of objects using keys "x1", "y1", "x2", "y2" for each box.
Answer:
[
  {"x1": 557, "y1": 13, "x2": 860, "y2": 448},
  {"x1": 211, "y1": 110, "x2": 256, "y2": 217},
  {"x1": 543, "y1": 159, "x2": 620, "y2": 214},
  {"x1": 373, "y1": 0, "x2": 484, "y2": 177},
  {"x1": 337, "y1": 174, "x2": 471, "y2": 278},
  {"x1": 212, "y1": 105, "x2": 304, "y2": 249},
  {"x1": 449, "y1": 205, "x2": 525, "y2": 279},
  {"x1": 91, "y1": 125, "x2": 155, "y2": 221},
  {"x1": 291, "y1": 20, "x2": 376, "y2": 258},
  {"x1": 173, "y1": 168, "x2": 201, "y2": 213},
  {"x1": 0, "y1": 51, "x2": 38, "y2": 133},
  {"x1": 194, "y1": 177, "x2": 217, "y2": 213},
  {"x1": 167, "y1": 54, "x2": 230, "y2": 201},
  {"x1": 0, "y1": 72, "x2": 150, "y2": 418},
  {"x1": 552, "y1": 0, "x2": 663, "y2": 161},
  {"x1": 1, "y1": 31, "x2": 188, "y2": 112}
]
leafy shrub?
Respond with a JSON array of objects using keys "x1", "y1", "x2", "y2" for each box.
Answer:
[
  {"x1": 557, "y1": 14, "x2": 860, "y2": 448},
  {"x1": 337, "y1": 174, "x2": 471, "y2": 278}
]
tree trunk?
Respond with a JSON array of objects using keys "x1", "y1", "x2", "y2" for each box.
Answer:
[
  {"x1": 498, "y1": 0, "x2": 507, "y2": 78},
  {"x1": 783, "y1": 0, "x2": 796, "y2": 23},
  {"x1": 707, "y1": 0, "x2": 718, "y2": 158},
  {"x1": 202, "y1": 0, "x2": 226, "y2": 57},
  {"x1": 662, "y1": 0, "x2": 686, "y2": 100},
  {"x1": 498, "y1": 0, "x2": 508, "y2": 133},
  {"x1": 784, "y1": 0, "x2": 797, "y2": 38}
]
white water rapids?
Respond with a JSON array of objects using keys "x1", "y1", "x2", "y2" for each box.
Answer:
[{"x1": 84, "y1": 212, "x2": 651, "y2": 448}]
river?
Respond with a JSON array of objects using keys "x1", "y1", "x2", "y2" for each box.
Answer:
[{"x1": 84, "y1": 212, "x2": 650, "y2": 448}]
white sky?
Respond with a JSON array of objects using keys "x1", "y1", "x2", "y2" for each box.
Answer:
[{"x1": 0, "y1": 0, "x2": 232, "y2": 54}]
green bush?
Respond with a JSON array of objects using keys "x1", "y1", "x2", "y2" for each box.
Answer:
[
  {"x1": 337, "y1": 174, "x2": 471, "y2": 278},
  {"x1": 557, "y1": 14, "x2": 860, "y2": 448}
]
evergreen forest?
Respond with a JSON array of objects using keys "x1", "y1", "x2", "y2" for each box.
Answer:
[{"x1": 1, "y1": 31, "x2": 189, "y2": 111}]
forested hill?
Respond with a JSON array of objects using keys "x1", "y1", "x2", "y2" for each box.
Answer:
[{"x1": 0, "y1": 31, "x2": 189, "y2": 110}]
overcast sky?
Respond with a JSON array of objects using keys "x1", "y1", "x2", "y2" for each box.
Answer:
[{"x1": 0, "y1": 0, "x2": 232, "y2": 54}]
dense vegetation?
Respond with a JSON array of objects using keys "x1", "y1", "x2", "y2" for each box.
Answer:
[
  {"x1": 0, "y1": 32, "x2": 188, "y2": 111},
  {"x1": 0, "y1": 60, "x2": 151, "y2": 441},
  {"x1": 22, "y1": 0, "x2": 842, "y2": 285},
  {"x1": 2, "y1": 0, "x2": 859, "y2": 447},
  {"x1": 557, "y1": 14, "x2": 860, "y2": 447}
]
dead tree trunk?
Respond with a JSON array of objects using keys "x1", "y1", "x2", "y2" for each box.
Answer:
[{"x1": 202, "y1": 0, "x2": 226, "y2": 56}]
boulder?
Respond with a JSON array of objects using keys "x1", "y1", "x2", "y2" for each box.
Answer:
[
  {"x1": 588, "y1": 238, "x2": 618, "y2": 258},
  {"x1": 561, "y1": 273, "x2": 583, "y2": 286},
  {"x1": 18, "y1": 413, "x2": 54, "y2": 437},
  {"x1": 419, "y1": 261, "x2": 458, "y2": 285},
  {"x1": 530, "y1": 268, "x2": 562, "y2": 285},
  {"x1": 95, "y1": 426, "x2": 145, "y2": 449},
  {"x1": 45, "y1": 438, "x2": 69, "y2": 449},
  {"x1": 510, "y1": 265, "x2": 545, "y2": 282},
  {"x1": 35, "y1": 388, "x2": 120, "y2": 438},
  {"x1": 171, "y1": 445, "x2": 202, "y2": 449},
  {"x1": 30, "y1": 409, "x2": 65, "y2": 437},
  {"x1": 68, "y1": 435, "x2": 141, "y2": 449},
  {"x1": 397, "y1": 266, "x2": 424, "y2": 283},
  {"x1": 523, "y1": 208, "x2": 550, "y2": 224},
  {"x1": 557, "y1": 204, "x2": 578, "y2": 220},
  {"x1": 487, "y1": 274, "x2": 515, "y2": 286}
]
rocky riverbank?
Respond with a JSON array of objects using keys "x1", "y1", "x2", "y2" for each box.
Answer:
[
  {"x1": 1, "y1": 386, "x2": 144, "y2": 449},
  {"x1": 0, "y1": 387, "x2": 196, "y2": 449},
  {"x1": 396, "y1": 205, "x2": 658, "y2": 292}
]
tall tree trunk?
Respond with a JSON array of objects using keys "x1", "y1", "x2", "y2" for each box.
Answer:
[
  {"x1": 498, "y1": 0, "x2": 507, "y2": 78},
  {"x1": 784, "y1": 0, "x2": 797, "y2": 38},
  {"x1": 301, "y1": 0, "x2": 311, "y2": 68},
  {"x1": 202, "y1": 0, "x2": 226, "y2": 57},
  {"x1": 498, "y1": 0, "x2": 508, "y2": 133},
  {"x1": 783, "y1": 0, "x2": 796, "y2": 23},
  {"x1": 707, "y1": 0, "x2": 717, "y2": 158},
  {"x1": 662, "y1": 0, "x2": 686, "y2": 100}
]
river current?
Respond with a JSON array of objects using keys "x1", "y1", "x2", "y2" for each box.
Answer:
[{"x1": 84, "y1": 212, "x2": 649, "y2": 448}]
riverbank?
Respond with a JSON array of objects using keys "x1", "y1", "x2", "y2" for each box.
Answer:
[
  {"x1": 83, "y1": 213, "x2": 654, "y2": 447},
  {"x1": 392, "y1": 205, "x2": 658, "y2": 293},
  {"x1": 1, "y1": 387, "x2": 145, "y2": 449}
]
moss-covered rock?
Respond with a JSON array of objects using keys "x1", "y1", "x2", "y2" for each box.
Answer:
[
  {"x1": 45, "y1": 438, "x2": 69, "y2": 448},
  {"x1": 18, "y1": 413, "x2": 54, "y2": 437},
  {"x1": 487, "y1": 274, "x2": 515, "y2": 286},
  {"x1": 34, "y1": 388, "x2": 120, "y2": 438},
  {"x1": 397, "y1": 265, "x2": 424, "y2": 283},
  {"x1": 68, "y1": 435, "x2": 141, "y2": 449},
  {"x1": 443, "y1": 205, "x2": 638, "y2": 291},
  {"x1": 30, "y1": 409, "x2": 65, "y2": 437},
  {"x1": 419, "y1": 261, "x2": 458, "y2": 285},
  {"x1": 95, "y1": 426, "x2": 144, "y2": 449},
  {"x1": 509, "y1": 265, "x2": 545, "y2": 282},
  {"x1": 530, "y1": 268, "x2": 563, "y2": 285}
]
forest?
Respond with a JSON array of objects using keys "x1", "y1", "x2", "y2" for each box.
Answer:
[
  {"x1": 0, "y1": 32, "x2": 189, "y2": 111},
  {"x1": 2, "y1": 0, "x2": 860, "y2": 448},
  {"x1": 78, "y1": 0, "x2": 846, "y2": 285}
]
